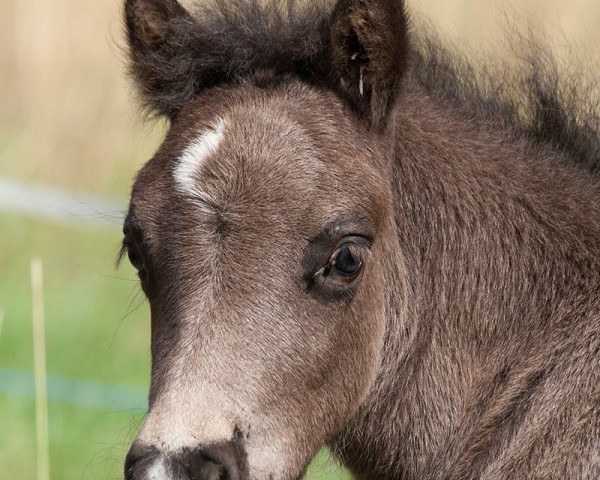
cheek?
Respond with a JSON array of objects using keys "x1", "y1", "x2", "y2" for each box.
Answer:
[
  {"x1": 315, "y1": 242, "x2": 390, "y2": 421},
  {"x1": 265, "y1": 264, "x2": 388, "y2": 431},
  {"x1": 329, "y1": 264, "x2": 388, "y2": 402}
]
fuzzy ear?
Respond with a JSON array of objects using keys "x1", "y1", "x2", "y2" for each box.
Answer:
[
  {"x1": 125, "y1": 0, "x2": 201, "y2": 119},
  {"x1": 329, "y1": 0, "x2": 409, "y2": 128}
]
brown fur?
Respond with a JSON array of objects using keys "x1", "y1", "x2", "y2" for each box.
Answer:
[{"x1": 121, "y1": 1, "x2": 600, "y2": 479}]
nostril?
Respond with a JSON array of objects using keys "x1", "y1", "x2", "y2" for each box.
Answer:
[
  {"x1": 195, "y1": 458, "x2": 225, "y2": 480},
  {"x1": 182, "y1": 441, "x2": 246, "y2": 480},
  {"x1": 123, "y1": 440, "x2": 246, "y2": 480},
  {"x1": 124, "y1": 460, "x2": 136, "y2": 480},
  {"x1": 124, "y1": 446, "x2": 139, "y2": 480},
  {"x1": 124, "y1": 442, "x2": 159, "y2": 480}
]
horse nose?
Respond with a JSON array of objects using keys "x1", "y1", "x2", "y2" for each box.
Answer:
[{"x1": 125, "y1": 440, "x2": 244, "y2": 480}]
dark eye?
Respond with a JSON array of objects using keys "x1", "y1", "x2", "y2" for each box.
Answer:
[
  {"x1": 127, "y1": 247, "x2": 144, "y2": 271},
  {"x1": 126, "y1": 245, "x2": 150, "y2": 288},
  {"x1": 303, "y1": 232, "x2": 371, "y2": 301},
  {"x1": 330, "y1": 243, "x2": 363, "y2": 276}
]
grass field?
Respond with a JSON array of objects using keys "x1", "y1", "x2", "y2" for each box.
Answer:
[
  {"x1": 0, "y1": 213, "x2": 149, "y2": 479},
  {"x1": 0, "y1": 0, "x2": 598, "y2": 478}
]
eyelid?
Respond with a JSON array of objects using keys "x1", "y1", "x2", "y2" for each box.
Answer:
[
  {"x1": 127, "y1": 245, "x2": 143, "y2": 268},
  {"x1": 121, "y1": 235, "x2": 137, "y2": 256},
  {"x1": 121, "y1": 232, "x2": 147, "y2": 270},
  {"x1": 333, "y1": 235, "x2": 373, "y2": 251}
]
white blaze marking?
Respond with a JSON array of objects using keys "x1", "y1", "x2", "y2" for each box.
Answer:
[{"x1": 173, "y1": 118, "x2": 226, "y2": 204}]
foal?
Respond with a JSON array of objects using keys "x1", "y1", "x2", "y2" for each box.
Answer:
[{"x1": 120, "y1": 0, "x2": 600, "y2": 478}]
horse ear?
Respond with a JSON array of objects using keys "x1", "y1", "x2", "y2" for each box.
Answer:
[
  {"x1": 329, "y1": 0, "x2": 409, "y2": 128},
  {"x1": 124, "y1": 0, "x2": 198, "y2": 119}
]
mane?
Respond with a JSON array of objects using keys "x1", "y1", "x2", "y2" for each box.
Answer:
[
  {"x1": 410, "y1": 28, "x2": 600, "y2": 177},
  {"x1": 127, "y1": 0, "x2": 335, "y2": 116},
  {"x1": 187, "y1": 0, "x2": 333, "y2": 76},
  {"x1": 150, "y1": 0, "x2": 600, "y2": 177}
]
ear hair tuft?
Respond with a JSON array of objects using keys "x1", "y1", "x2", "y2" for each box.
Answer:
[{"x1": 329, "y1": 0, "x2": 409, "y2": 128}]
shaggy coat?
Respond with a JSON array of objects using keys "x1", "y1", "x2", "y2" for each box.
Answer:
[{"x1": 121, "y1": 0, "x2": 600, "y2": 479}]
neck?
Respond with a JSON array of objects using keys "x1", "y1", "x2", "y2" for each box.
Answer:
[{"x1": 331, "y1": 91, "x2": 600, "y2": 479}]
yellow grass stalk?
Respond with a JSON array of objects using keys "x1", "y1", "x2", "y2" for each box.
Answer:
[{"x1": 31, "y1": 258, "x2": 50, "y2": 480}]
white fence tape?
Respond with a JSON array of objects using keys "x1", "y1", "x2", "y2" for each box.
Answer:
[{"x1": 0, "y1": 178, "x2": 125, "y2": 228}]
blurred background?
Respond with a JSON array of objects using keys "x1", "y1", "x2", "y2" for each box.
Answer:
[{"x1": 0, "y1": 0, "x2": 598, "y2": 478}]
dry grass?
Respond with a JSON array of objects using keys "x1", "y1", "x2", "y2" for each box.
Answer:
[
  {"x1": 31, "y1": 257, "x2": 50, "y2": 480},
  {"x1": 0, "y1": 0, "x2": 598, "y2": 201},
  {"x1": 0, "y1": 0, "x2": 164, "y2": 199},
  {"x1": 416, "y1": 0, "x2": 600, "y2": 51}
]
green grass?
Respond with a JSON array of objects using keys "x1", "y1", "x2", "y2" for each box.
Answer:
[
  {"x1": 0, "y1": 213, "x2": 148, "y2": 479},
  {"x1": 0, "y1": 214, "x2": 150, "y2": 384},
  {"x1": 0, "y1": 212, "x2": 350, "y2": 479}
]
